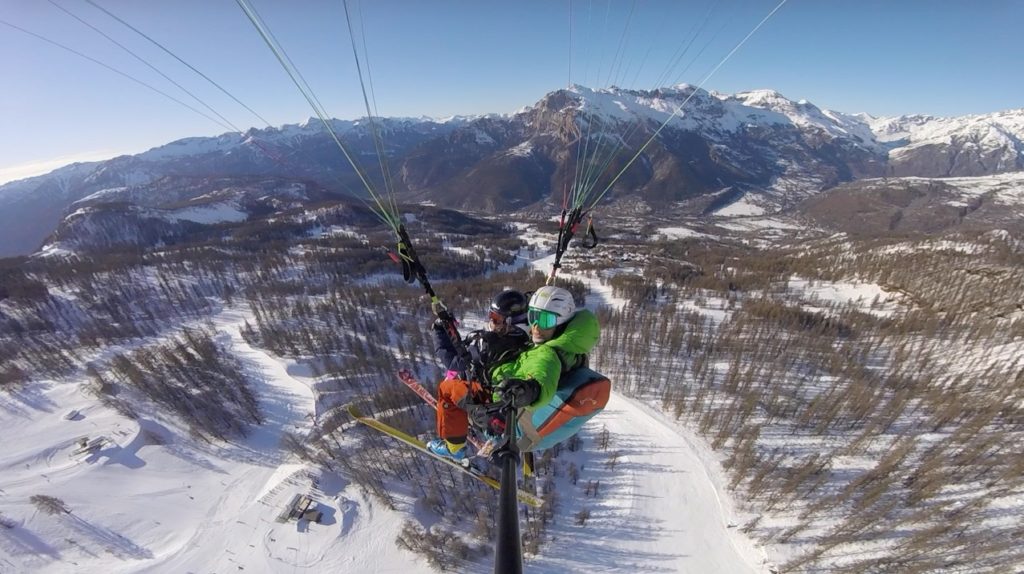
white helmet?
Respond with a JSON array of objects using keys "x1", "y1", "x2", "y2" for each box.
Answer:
[{"x1": 528, "y1": 286, "x2": 576, "y2": 329}]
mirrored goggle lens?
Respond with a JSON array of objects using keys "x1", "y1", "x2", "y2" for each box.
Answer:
[
  {"x1": 528, "y1": 308, "x2": 558, "y2": 329},
  {"x1": 487, "y1": 309, "x2": 507, "y2": 323}
]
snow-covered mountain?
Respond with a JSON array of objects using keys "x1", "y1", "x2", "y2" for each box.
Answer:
[
  {"x1": 2, "y1": 86, "x2": 1022, "y2": 257},
  {"x1": 0, "y1": 117, "x2": 468, "y2": 258},
  {"x1": 799, "y1": 172, "x2": 1024, "y2": 236},
  {"x1": 38, "y1": 176, "x2": 390, "y2": 256},
  {"x1": 865, "y1": 109, "x2": 1024, "y2": 176}
]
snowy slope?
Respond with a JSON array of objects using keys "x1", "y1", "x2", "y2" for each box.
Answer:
[
  {"x1": 527, "y1": 393, "x2": 767, "y2": 573},
  {"x1": 0, "y1": 305, "x2": 422, "y2": 573},
  {"x1": 0, "y1": 303, "x2": 768, "y2": 573},
  {"x1": 867, "y1": 108, "x2": 1024, "y2": 146}
]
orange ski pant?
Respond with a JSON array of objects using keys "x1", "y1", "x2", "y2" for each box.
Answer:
[{"x1": 436, "y1": 378, "x2": 485, "y2": 442}]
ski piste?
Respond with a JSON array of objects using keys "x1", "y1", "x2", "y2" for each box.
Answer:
[
  {"x1": 346, "y1": 404, "x2": 543, "y2": 508},
  {"x1": 397, "y1": 369, "x2": 534, "y2": 476}
]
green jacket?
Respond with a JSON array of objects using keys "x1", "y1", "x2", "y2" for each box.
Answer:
[
  {"x1": 545, "y1": 309, "x2": 600, "y2": 374},
  {"x1": 490, "y1": 309, "x2": 601, "y2": 409}
]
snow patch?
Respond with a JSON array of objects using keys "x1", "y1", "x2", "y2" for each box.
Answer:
[
  {"x1": 506, "y1": 141, "x2": 534, "y2": 158},
  {"x1": 162, "y1": 202, "x2": 248, "y2": 225},
  {"x1": 788, "y1": 276, "x2": 902, "y2": 316},
  {"x1": 717, "y1": 217, "x2": 803, "y2": 232},
  {"x1": 715, "y1": 195, "x2": 767, "y2": 217},
  {"x1": 657, "y1": 226, "x2": 709, "y2": 240}
]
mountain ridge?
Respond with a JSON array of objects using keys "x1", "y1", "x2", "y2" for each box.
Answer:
[{"x1": 2, "y1": 85, "x2": 1022, "y2": 257}]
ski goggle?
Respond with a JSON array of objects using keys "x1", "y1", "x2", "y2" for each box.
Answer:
[
  {"x1": 527, "y1": 307, "x2": 559, "y2": 330},
  {"x1": 489, "y1": 309, "x2": 528, "y2": 326}
]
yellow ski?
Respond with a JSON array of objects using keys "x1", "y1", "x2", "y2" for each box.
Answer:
[{"x1": 346, "y1": 404, "x2": 542, "y2": 508}]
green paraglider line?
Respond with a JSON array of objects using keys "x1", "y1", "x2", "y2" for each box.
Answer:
[
  {"x1": 83, "y1": 0, "x2": 274, "y2": 129},
  {"x1": 341, "y1": 0, "x2": 402, "y2": 223},
  {"x1": 48, "y1": 0, "x2": 244, "y2": 135},
  {"x1": 235, "y1": 0, "x2": 402, "y2": 235},
  {"x1": 584, "y1": 0, "x2": 789, "y2": 211},
  {"x1": 77, "y1": 0, "x2": 371, "y2": 204},
  {"x1": 0, "y1": 18, "x2": 234, "y2": 132}
]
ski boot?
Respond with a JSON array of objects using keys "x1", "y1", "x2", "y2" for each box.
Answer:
[
  {"x1": 475, "y1": 413, "x2": 508, "y2": 459},
  {"x1": 426, "y1": 439, "x2": 469, "y2": 466},
  {"x1": 476, "y1": 433, "x2": 505, "y2": 459}
]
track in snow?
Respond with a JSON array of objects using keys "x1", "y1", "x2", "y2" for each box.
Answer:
[{"x1": 526, "y1": 392, "x2": 767, "y2": 573}]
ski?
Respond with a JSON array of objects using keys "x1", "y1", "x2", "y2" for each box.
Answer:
[
  {"x1": 396, "y1": 368, "x2": 438, "y2": 408},
  {"x1": 346, "y1": 404, "x2": 543, "y2": 508}
]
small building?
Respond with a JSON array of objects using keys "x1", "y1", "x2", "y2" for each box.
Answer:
[
  {"x1": 71, "y1": 436, "x2": 106, "y2": 456},
  {"x1": 276, "y1": 494, "x2": 318, "y2": 523}
]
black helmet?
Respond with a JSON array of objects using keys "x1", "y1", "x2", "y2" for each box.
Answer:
[{"x1": 489, "y1": 289, "x2": 528, "y2": 325}]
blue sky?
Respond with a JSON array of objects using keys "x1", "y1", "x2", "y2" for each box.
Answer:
[{"x1": 1, "y1": 0, "x2": 1021, "y2": 184}]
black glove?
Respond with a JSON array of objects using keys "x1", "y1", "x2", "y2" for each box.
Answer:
[
  {"x1": 466, "y1": 401, "x2": 492, "y2": 430},
  {"x1": 434, "y1": 306, "x2": 457, "y2": 326},
  {"x1": 499, "y1": 378, "x2": 540, "y2": 408}
]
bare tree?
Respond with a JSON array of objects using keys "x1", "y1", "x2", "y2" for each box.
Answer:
[{"x1": 30, "y1": 495, "x2": 69, "y2": 516}]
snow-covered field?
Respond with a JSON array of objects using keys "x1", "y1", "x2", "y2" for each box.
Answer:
[
  {"x1": 656, "y1": 225, "x2": 710, "y2": 240},
  {"x1": 787, "y1": 276, "x2": 904, "y2": 317},
  {"x1": 526, "y1": 393, "x2": 769, "y2": 574},
  {"x1": 163, "y1": 201, "x2": 248, "y2": 225}
]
